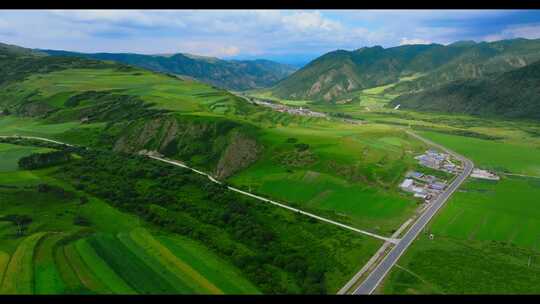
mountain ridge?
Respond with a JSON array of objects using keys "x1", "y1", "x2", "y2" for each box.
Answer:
[
  {"x1": 39, "y1": 49, "x2": 297, "y2": 91},
  {"x1": 389, "y1": 59, "x2": 540, "y2": 121},
  {"x1": 270, "y1": 38, "x2": 540, "y2": 102}
]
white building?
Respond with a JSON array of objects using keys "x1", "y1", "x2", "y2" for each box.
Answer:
[
  {"x1": 400, "y1": 179, "x2": 414, "y2": 190},
  {"x1": 471, "y1": 168, "x2": 500, "y2": 180}
]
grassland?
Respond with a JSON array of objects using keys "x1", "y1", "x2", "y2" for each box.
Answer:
[
  {"x1": 418, "y1": 131, "x2": 540, "y2": 176},
  {"x1": 229, "y1": 122, "x2": 427, "y2": 235},
  {"x1": 0, "y1": 59, "x2": 473, "y2": 294},
  {"x1": 0, "y1": 143, "x2": 54, "y2": 172},
  {"x1": 0, "y1": 68, "x2": 247, "y2": 116}
]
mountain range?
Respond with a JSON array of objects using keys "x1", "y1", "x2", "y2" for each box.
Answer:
[
  {"x1": 4, "y1": 39, "x2": 540, "y2": 121},
  {"x1": 389, "y1": 59, "x2": 540, "y2": 120},
  {"x1": 40, "y1": 49, "x2": 297, "y2": 91},
  {"x1": 270, "y1": 38, "x2": 540, "y2": 102}
]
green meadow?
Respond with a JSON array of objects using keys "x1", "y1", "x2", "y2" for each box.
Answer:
[
  {"x1": 230, "y1": 122, "x2": 427, "y2": 235},
  {"x1": 419, "y1": 130, "x2": 540, "y2": 176},
  {"x1": 0, "y1": 143, "x2": 54, "y2": 172}
]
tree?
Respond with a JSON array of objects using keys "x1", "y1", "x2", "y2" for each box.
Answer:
[
  {"x1": 79, "y1": 196, "x2": 89, "y2": 205},
  {"x1": 4, "y1": 214, "x2": 32, "y2": 236}
]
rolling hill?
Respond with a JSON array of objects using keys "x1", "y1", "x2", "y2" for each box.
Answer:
[
  {"x1": 270, "y1": 38, "x2": 540, "y2": 102},
  {"x1": 3, "y1": 32, "x2": 540, "y2": 295},
  {"x1": 40, "y1": 49, "x2": 297, "y2": 91},
  {"x1": 0, "y1": 42, "x2": 428, "y2": 294},
  {"x1": 389, "y1": 59, "x2": 540, "y2": 120}
]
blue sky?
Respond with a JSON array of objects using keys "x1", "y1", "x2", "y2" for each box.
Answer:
[{"x1": 1, "y1": 10, "x2": 540, "y2": 65}]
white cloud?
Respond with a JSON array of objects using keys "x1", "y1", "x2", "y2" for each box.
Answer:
[
  {"x1": 0, "y1": 10, "x2": 539, "y2": 61},
  {"x1": 484, "y1": 23, "x2": 540, "y2": 41},
  {"x1": 399, "y1": 37, "x2": 432, "y2": 45},
  {"x1": 282, "y1": 11, "x2": 342, "y2": 33},
  {"x1": 49, "y1": 10, "x2": 185, "y2": 29},
  {"x1": 218, "y1": 45, "x2": 240, "y2": 57}
]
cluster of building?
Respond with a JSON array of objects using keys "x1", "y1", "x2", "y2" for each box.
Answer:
[
  {"x1": 250, "y1": 98, "x2": 327, "y2": 118},
  {"x1": 414, "y1": 149, "x2": 462, "y2": 174},
  {"x1": 399, "y1": 171, "x2": 448, "y2": 203},
  {"x1": 399, "y1": 149, "x2": 462, "y2": 203},
  {"x1": 471, "y1": 168, "x2": 500, "y2": 180}
]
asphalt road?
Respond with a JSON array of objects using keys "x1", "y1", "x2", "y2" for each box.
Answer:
[{"x1": 353, "y1": 130, "x2": 474, "y2": 295}]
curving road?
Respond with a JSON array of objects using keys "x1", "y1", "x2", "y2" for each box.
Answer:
[
  {"x1": 352, "y1": 130, "x2": 474, "y2": 294},
  {"x1": 0, "y1": 135, "x2": 73, "y2": 147},
  {"x1": 150, "y1": 155, "x2": 399, "y2": 244}
]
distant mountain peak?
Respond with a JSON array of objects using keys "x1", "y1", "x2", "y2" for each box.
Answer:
[
  {"x1": 271, "y1": 38, "x2": 540, "y2": 102},
  {"x1": 449, "y1": 40, "x2": 477, "y2": 47},
  {"x1": 40, "y1": 48, "x2": 297, "y2": 91}
]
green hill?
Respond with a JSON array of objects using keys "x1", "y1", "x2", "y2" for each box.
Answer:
[
  {"x1": 389, "y1": 59, "x2": 540, "y2": 120},
  {"x1": 40, "y1": 49, "x2": 297, "y2": 91},
  {"x1": 0, "y1": 43, "x2": 395, "y2": 294},
  {"x1": 271, "y1": 38, "x2": 540, "y2": 102}
]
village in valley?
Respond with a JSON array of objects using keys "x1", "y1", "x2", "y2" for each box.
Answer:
[{"x1": 400, "y1": 149, "x2": 500, "y2": 204}]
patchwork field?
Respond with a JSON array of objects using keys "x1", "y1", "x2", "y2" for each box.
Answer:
[{"x1": 0, "y1": 147, "x2": 261, "y2": 294}]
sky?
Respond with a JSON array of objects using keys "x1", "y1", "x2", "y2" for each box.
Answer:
[{"x1": 1, "y1": 10, "x2": 540, "y2": 66}]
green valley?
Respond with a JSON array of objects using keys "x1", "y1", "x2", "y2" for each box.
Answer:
[{"x1": 1, "y1": 12, "x2": 540, "y2": 296}]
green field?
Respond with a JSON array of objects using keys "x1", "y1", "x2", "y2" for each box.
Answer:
[
  {"x1": 230, "y1": 123, "x2": 426, "y2": 235},
  {"x1": 431, "y1": 177, "x2": 540, "y2": 249},
  {"x1": 381, "y1": 127, "x2": 540, "y2": 294},
  {"x1": 0, "y1": 143, "x2": 55, "y2": 172},
  {"x1": 0, "y1": 148, "x2": 261, "y2": 294},
  {"x1": 419, "y1": 131, "x2": 540, "y2": 176}
]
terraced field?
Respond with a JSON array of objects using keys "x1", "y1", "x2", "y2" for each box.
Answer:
[
  {"x1": 0, "y1": 232, "x2": 48, "y2": 294},
  {"x1": 0, "y1": 212, "x2": 260, "y2": 295},
  {"x1": 0, "y1": 144, "x2": 260, "y2": 294}
]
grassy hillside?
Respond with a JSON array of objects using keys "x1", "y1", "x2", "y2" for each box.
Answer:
[
  {"x1": 0, "y1": 42, "x2": 428, "y2": 294},
  {"x1": 270, "y1": 38, "x2": 540, "y2": 102},
  {"x1": 0, "y1": 138, "x2": 381, "y2": 294},
  {"x1": 390, "y1": 60, "x2": 540, "y2": 121},
  {"x1": 0, "y1": 45, "x2": 426, "y2": 236},
  {"x1": 41, "y1": 49, "x2": 297, "y2": 91}
]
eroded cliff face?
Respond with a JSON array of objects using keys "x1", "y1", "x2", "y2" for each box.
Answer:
[
  {"x1": 215, "y1": 131, "x2": 261, "y2": 179},
  {"x1": 112, "y1": 114, "x2": 262, "y2": 179}
]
